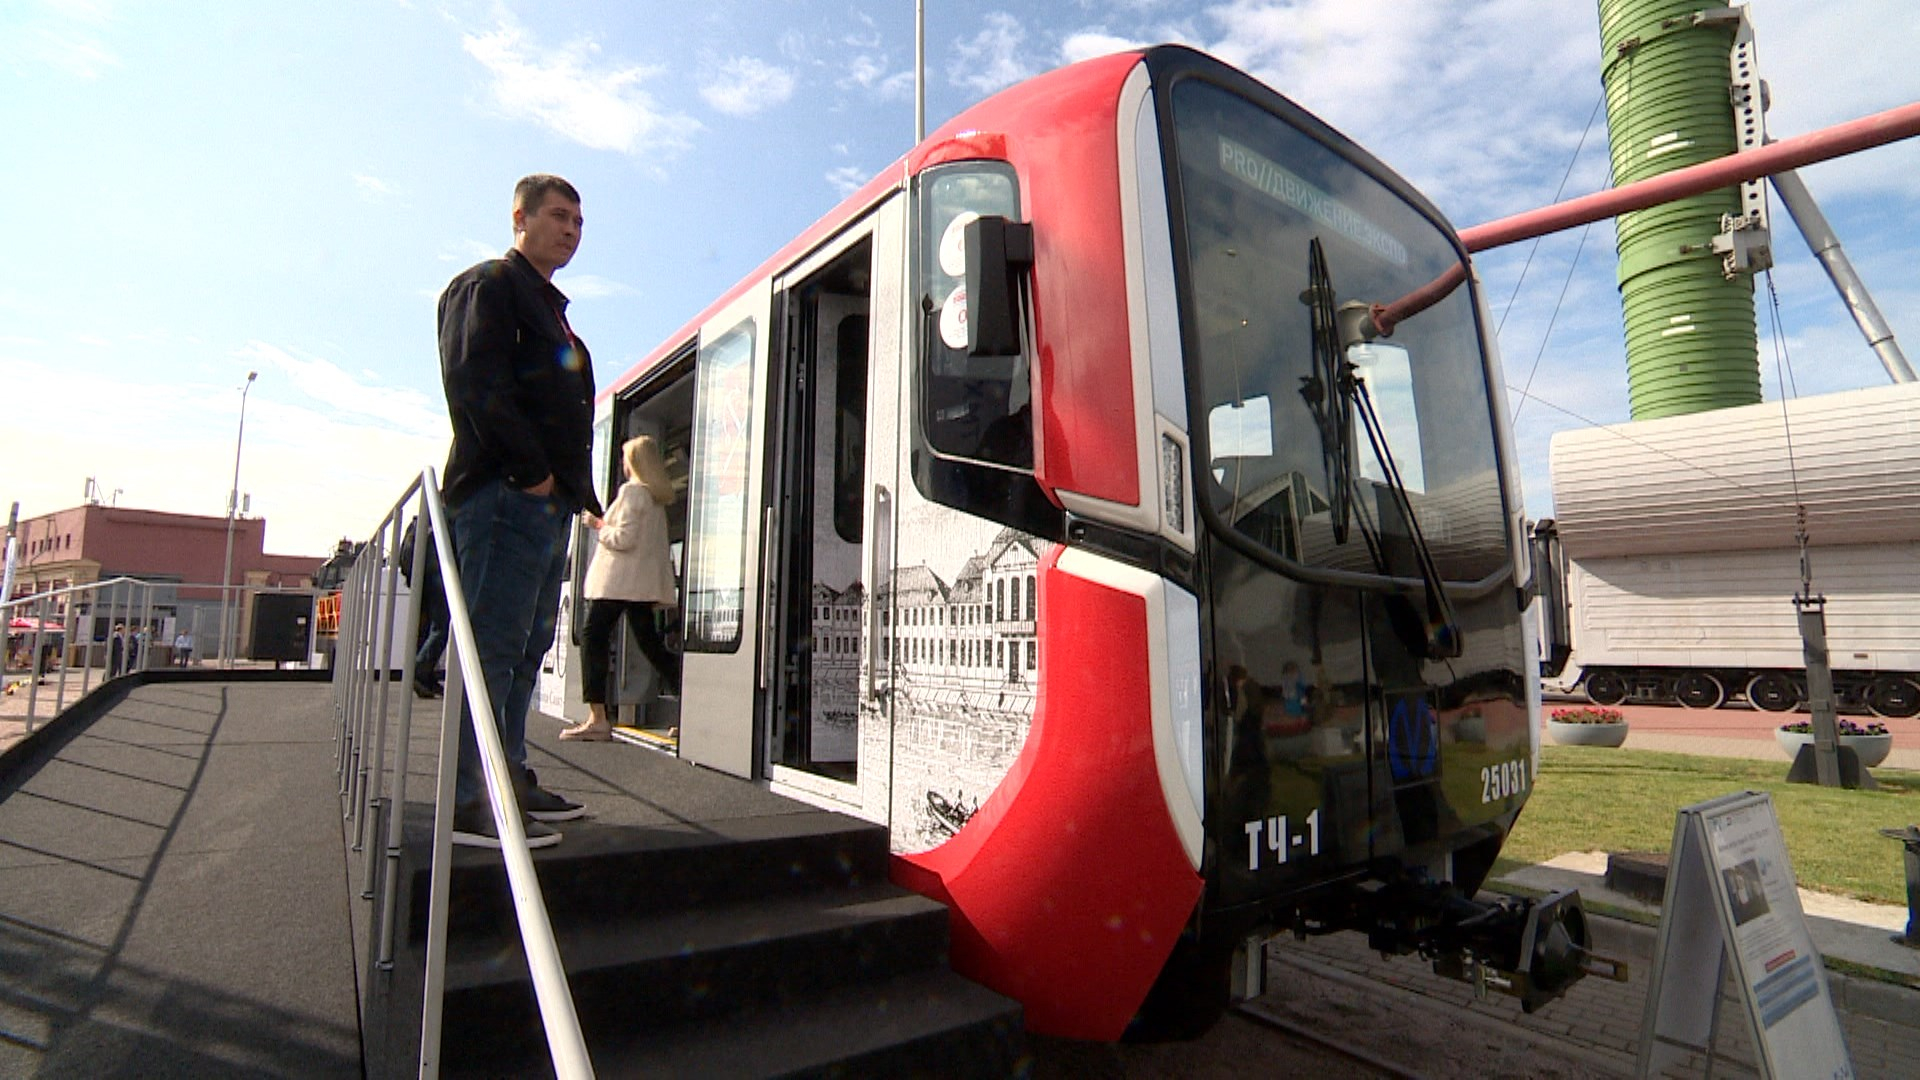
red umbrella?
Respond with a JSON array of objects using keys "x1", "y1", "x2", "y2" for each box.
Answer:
[{"x1": 7, "y1": 616, "x2": 64, "y2": 633}]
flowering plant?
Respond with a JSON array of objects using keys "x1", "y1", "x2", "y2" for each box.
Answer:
[
  {"x1": 1777, "y1": 718, "x2": 1889, "y2": 736},
  {"x1": 1551, "y1": 706, "x2": 1625, "y2": 724}
]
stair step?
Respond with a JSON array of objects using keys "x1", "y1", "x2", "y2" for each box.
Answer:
[
  {"x1": 409, "y1": 810, "x2": 894, "y2": 939},
  {"x1": 446, "y1": 968, "x2": 1025, "y2": 1079},
  {"x1": 439, "y1": 883, "x2": 954, "y2": 1061}
]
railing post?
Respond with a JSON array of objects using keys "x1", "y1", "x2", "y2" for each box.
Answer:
[
  {"x1": 347, "y1": 554, "x2": 376, "y2": 835},
  {"x1": 24, "y1": 594, "x2": 48, "y2": 731},
  {"x1": 75, "y1": 589, "x2": 95, "y2": 699},
  {"x1": 378, "y1": 482, "x2": 434, "y2": 969},
  {"x1": 360, "y1": 511, "x2": 406, "y2": 890},
  {"x1": 140, "y1": 584, "x2": 154, "y2": 672},
  {"x1": 419, "y1": 635, "x2": 465, "y2": 1079}
]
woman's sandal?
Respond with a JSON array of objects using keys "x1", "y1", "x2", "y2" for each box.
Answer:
[{"x1": 559, "y1": 720, "x2": 613, "y2": 742}]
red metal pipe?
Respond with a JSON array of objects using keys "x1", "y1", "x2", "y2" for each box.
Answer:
[{"x1": 1460, "y1": 100, "x2": 1920, "y2": 253}]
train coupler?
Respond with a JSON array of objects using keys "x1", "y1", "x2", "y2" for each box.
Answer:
[{"x1": 1427, "y1": 889, "x2": 1629, "y2": 1012}]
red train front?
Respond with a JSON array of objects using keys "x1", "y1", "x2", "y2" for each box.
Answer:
[{"x1": 577, "y1": 45, "x2": 1605, "y2": 1042}]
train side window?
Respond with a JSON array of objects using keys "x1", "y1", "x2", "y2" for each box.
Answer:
[{"x1": 683, "y1": 320, "x2": 757, "y2": 652}]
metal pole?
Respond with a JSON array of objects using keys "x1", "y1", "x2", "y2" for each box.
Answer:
[
  {"x1": 359, "y1": 512, "x2": 404, "y2": 878},
  {"x1": 1797, "y1": 596, "x2": 1843, "y2": 788},
  {"x1": 915, "y1": 0, "x2": 925, "y2": 144},
  {"x1": 218, "y1": 371, "x2": 258, "y2": 670},
  {"x1": 1461, "y1": 99, "x2": 1920, "y2": 253},
  {"x1": 1769, "y1": 168, "x2": 1915, "y2": 383},
  {"x1": 2, "y1": 502, "x2": 18, "y2": 612},
  {"x1": 139, "y1": 583, "x2": 153, "y2": 673},
  {"x1": 76, "y1": 584, "x2": 94, "y2": 697},
  {"x1": 379, "y1": 482, "x2": 435, "y2": 968},
  {"x1": 24, "y1": 594, "x2": 47, "y2": 731}
]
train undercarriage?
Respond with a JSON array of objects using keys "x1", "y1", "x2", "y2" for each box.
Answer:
[{"x1": 1573, "y1": 665, "x2": 1920, "y2": 718}]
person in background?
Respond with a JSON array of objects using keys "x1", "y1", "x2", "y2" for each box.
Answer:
[
  {"x1": 174, "y1": 630, "x2": 193, "y2": 666},
  {"x1": 437, "y1": 173, "x2": 602, "y2": 850},
  {"x1": 399, "y1": 515, "x2": 450, "y2": 698},
  {"x1": 108, "y1": 624, "x2": 125, "y2": 678},
  {"x1": 562, "y1": 435, "x2": 681, "y2": 742}
]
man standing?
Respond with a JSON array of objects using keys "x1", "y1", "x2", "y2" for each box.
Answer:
[{"x1": 438, "y1": 174, "x2": 602, "y2": 849}]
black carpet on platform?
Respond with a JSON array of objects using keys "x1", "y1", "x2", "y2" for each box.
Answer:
[{"x1": 0, "y1": 681, "x2": 362, "y2": 1079}]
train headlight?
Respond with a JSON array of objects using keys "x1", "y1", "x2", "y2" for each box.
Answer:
[{"x1": 1161, "y1": 433, "x2": 1186, "y2": 534}]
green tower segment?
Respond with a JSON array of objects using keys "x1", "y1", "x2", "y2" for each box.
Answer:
[{"x1": 1599, "y1": 0, "x2": 1761, "y2": 419}]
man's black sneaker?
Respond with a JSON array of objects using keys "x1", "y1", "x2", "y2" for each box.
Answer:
[
  {"x1": 519, "y1": 782, "x2": 586, "y2": 822},
  {"x1": 451, "y1": 803, "x2": 560, "y2": 849},
  {"x1": 412, "y1": 672, "x2": 443, "y2": 699}
]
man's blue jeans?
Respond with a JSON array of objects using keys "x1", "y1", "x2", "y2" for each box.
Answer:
[{"x1": 448, "y1": 478, "x2": 571, "y2": 809}]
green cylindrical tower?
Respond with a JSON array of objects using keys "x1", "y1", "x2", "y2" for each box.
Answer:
[{"x1": 1599, "y1": 0, "x2": 1761, "y2": 418}]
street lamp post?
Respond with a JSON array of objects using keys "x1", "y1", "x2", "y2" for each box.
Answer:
[{"x1": 217, "y1": 371, "x2": 258, "y2": 669}]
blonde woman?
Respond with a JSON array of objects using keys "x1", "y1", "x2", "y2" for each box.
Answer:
[{"x1": 561, "y1": 435, "x2": 681, "y2": 741}]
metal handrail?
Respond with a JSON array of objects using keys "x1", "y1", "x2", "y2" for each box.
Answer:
[
  {"x1": 331, "y1": 469, "x2": 592, "y2": 1080},
  {"x1": 3, "y1": 575, "x2": 165, "y2": 733}
]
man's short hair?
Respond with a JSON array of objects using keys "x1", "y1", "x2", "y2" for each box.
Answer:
[{"x1": 513, "y1": 174, "x2": 581, "y2": 215}]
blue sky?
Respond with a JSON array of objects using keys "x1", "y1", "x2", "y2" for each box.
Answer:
[{"x1": 3, "y1": 0, "x2": 1916, "y2": 558}]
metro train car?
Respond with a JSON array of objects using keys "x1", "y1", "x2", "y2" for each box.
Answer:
[{"x1": 544, "y1": 44, "x2": 1604, "y2": 1040}]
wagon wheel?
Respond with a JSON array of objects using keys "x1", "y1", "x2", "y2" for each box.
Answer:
[
  {"x1": 1746, "y1": 672, "x2": 1801, "y2": 713},
  {"x1": 1674, "y1": 672, "x2": 1725, "y2": 711},
  {"x1": 1584, "y1": 670, "x2": 1628, "y2": 707},
  {"x1": 1865, "y1": 675, "x2": 1920, "y2": 720}
]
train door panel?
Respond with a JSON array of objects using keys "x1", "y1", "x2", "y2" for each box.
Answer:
[
  {"x1": 763, "y1": 205, "x2": 903, "y2": 822},
  {"x1": 678, "y1": 281, "x2": 773, "y2": 779},
  {"x1": 768, "y1": 240, "x2": 870, "y2": 791}
]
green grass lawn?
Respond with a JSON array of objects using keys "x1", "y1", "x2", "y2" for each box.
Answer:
[{"x1": 1498, "y1": 746, "x2": 1920, "y2": 908}]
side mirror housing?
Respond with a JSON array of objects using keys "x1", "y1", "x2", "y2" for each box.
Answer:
[{"x1": 964, "y1": 215, "x2": 1034, "y2": 357}]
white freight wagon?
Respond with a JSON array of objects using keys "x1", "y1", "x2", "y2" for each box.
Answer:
[{"x1": 1535, "y1": 382, "x2": 1920, "y2": 718}]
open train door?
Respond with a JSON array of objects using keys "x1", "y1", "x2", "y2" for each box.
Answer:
[
  {"x1": 760, "y1": 196, "x2": 907, "y2": 822},
  {"x1": 676, "y1": 279, "x2": 774, "y2": 778}
]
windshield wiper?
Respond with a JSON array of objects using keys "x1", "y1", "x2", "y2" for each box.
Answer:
[
  {"x1": 1351, "y1": 357, "x2": 1463, "y2": 659},
  {"x1": 1299, "y1": 238, "x2": 1354, "y2": 544},
  {"x1": 1300, "y1": 237, "x2": 1461, "y2": 659}
]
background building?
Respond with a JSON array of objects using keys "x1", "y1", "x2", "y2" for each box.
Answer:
[{"x1": 4, "y1": 503, "x2": 324, "y2": 661}]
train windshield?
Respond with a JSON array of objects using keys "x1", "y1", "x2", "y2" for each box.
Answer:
[{"x1": 1169, "y1": 80, "x2": 1506, "y2": 583}]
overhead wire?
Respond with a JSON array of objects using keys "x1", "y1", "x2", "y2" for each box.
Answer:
[{"x1": 1498, "y1": 97, "x2": 1605, "y2": 423}]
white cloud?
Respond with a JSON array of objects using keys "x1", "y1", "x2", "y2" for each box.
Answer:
[
  {"x1": 0, "y1": 353, "x2": 446, "y2": 558},
  {"x1": 1060, "y1": 31, "x2": 1149, "y2": 65},
  {"x1": 237, "y1": 341, "x2": 449, "y2": 440},
  {"x1": 353, "y1": 174, "x2": 398, "y2": 200},
  {"x1": 826, "y1": 164, "x2": 867, "y2": 198},
  {"x1": 460, "y1": 18, "x2": 700, "y2": 155},
  {"x1": 949, "y1": 13, "x2": 1039, "y2": 95},
  {"x1": 0, "y1": 0, "x2": 118, "y2": 79},
  {"x1": 700, "y1": 55, "x2": 796, "y2": 117},
  {"x1": 839, "y1": 45, "x2": 914, "y2": 102}
]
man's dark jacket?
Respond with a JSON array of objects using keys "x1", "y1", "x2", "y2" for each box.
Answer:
[{"x1": 438, "y1": 249, "x2": 603, "y2": 516}]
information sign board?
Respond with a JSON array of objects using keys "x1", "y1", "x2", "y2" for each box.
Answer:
[{"x1": 1636, "y1": 791, "x2": 1852, "y2": 1079}]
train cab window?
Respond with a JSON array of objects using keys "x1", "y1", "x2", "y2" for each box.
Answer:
[
  {"x1": 917, "y1": 163, "x2": 1027, "y2": 468},
  {"x1": 912, "y1": 163, "x2": 1063, "y2": 538}
]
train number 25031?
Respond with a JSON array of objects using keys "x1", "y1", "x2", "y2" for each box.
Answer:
[{"x1": 1480, "y1": 758, "x2": 1530, "y2": 803}]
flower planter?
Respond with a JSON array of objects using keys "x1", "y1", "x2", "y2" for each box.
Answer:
[
  {"x1": 1547, "y1": 719, "x2": 1629, "y2": 748},
  {"x1": 1773, "y1": 729, "x2": 1893, "y2": 768}
]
